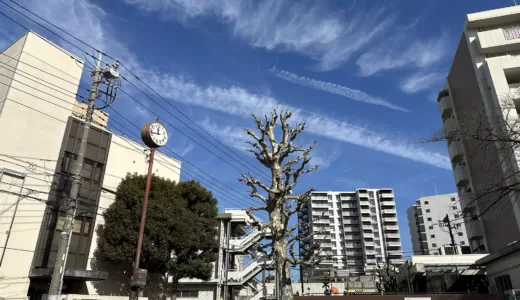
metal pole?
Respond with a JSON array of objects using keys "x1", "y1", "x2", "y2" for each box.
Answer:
[
  {"x1": 48, "y1": 51, "x2": 103, "y2": 300},
  {"x1": 223, "y1": 220, "x2": 231, "y2": 300},
  {"x1": 58, "y1": 208, "x2": 77, "y2": 294},
  {"x1": 130, "y1": 147, "x2": 156, "y2": 300},
  {"x1": 275, "y1": 252, "x2": 280, "y2": 300}
]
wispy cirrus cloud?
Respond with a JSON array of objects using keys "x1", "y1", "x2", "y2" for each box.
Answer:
[
  {"x1": 123, "y1": 0, "x2": 395, "y2": 71},
  {"x1": 18, "y1": 0, "x2": 451, "y2": 170},
  {"x1": 200, "y1": 118, "x2": 341, "y2": 169},
  {"x1": 356, "y1": 32, "x2": 448, "y2": 77},
  {"x1": 270, "y1": 67, "x2": 409, "y2": 112},
  {"x1": 400, "y1": 72, "x2": 445, "y2": 94}
]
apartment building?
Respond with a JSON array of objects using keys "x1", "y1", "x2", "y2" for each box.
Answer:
[
  {"x1": 408, "y1": 194, "x2": 471, "y2": 256},
  {"x1": 299, "y1": 189, "x2": 403, "y2": 276},
  {"x1": 436, "y1": 5, "x2": 520, "y2": 292},
  {"x1": 0, "y1": 32, "x2": 182, "y2": 299}
]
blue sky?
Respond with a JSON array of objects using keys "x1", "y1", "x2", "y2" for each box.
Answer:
[{"x1": 0, "y1": 0, "x2": 514, "y2": 260}]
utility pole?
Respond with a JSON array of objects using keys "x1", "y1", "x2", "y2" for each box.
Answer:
[
  {"x1": 47, "y1": 52, "x2": 104, "y2": 300},
  {"x1": 441, "y1": 214, "x2": 458, "y2": 254}
]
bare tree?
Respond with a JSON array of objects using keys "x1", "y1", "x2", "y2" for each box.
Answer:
[
  {"x1": 426, "y1": 93, "x2": 520, "y2": 223},
  {"x1": 239, "y1": 109, "x2": 321, "y2": 300},
  {"x1": 374, "y1": 261, "x2": 399, "y2": 294}
]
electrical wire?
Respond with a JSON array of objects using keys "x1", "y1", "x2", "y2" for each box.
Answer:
[
  {"x1": 0, "y1": 0, "x2": 271, "y2": 182},
  {"x1": 0, "y1": 66, "x2": 259, "y2": 208}
]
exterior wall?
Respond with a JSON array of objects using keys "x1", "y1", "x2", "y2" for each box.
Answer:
[
  {"x1": 0, "y1": 32, "x2": 183, "y2": 299},
  {"x1": 0, "y1": 32, "x2": 83, "y2": 300},
  {"x1": 485, "y1": 250, "x2": 520, "y2": 291},
  {"x1": 305, "y1": 189, "x2": 403, "y2": 275},
  {"x1": 408, "y1": 194, "x2": 470, "y2": 255},
  {"x1": 407, "y1": 206, "x2": 421, "y2": 255}
]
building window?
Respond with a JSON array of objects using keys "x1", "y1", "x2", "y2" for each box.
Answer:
[
  {"x1": 495, "y1": 275, "x2": 513, "y2": 293},
  {"x1": 432, "y1": 243, "x2": 437, "y2": 248},
  {"x1": 424, "y1": 201, "x2": 429, "y2": 205},
  {"x1": 429, "y1": 226, "x2": 433, "y2": 229},
  {"x1": 454, "y1": 214, "x2": 459, "y2": 219},
  {"x1": 430, "y1": 234, "x2": 435, "y2": 238},
  {"x1": 427, "y1": 217, "x2": 432, "y2": 221},
  {"x1": 368, "y1": 191, "x2": 374, "y2": 197},
  {"x1": 328, "y1": 195, "x2": 332, "y2": 200},
  {"x1": 460, "y1": 241, "x2": 465, "y2": 245},
  {"x1": 445, "y1": 246, "x2": 455, "y2": 255},
  {"x1": 458, "y1": 232, "x2": 463, "y2": 236},
  {"x1": 452, "y1": 206, "x2": 457, "y2": 210},
  {"x1": 451, "y1": 197, "x2": 456, "y2": 201},
  {"x1": 176, "y1": 291, "x2": 199, "y2": 298},
  {"x1": 425, "y1": 209, "x2": 430, "y2": 213}
]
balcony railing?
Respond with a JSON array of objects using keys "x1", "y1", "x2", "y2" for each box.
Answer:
[
  {"x1": 454, "y1": 164, "x2": 470, "y2": 187},
  {"x1": 476, "y1": 26, "x2": 520, "y2": 55},
  {"x1": 448, "y1": 139, "x2": 464, "y2": 163},
  {"x1": 438, "y1": 94, "x2": 453, "y2": 118},
  {"x1": 444, "y1": 118, "x2": 457, "y2": 139}
]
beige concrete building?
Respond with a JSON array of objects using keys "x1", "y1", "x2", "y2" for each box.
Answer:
[
  {"x1": 437, "y1": 5, "x2": 520, "y2": 293},
  {"x1": 0, "y1": 32, "x2": 181, "y2": 299}
]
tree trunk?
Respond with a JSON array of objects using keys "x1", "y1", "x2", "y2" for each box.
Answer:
[{"x1": 272, "y1": 206, "x2": 293, "y2": 300}]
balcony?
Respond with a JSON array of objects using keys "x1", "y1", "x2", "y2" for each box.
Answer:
[
  {"x1": 454, "y1": 164, "x2": 470, "y2": 187},
  {"x1": 314, "y1": 218, "x2": 329, "y2": 224},
  {"x1": 361, "y1": 217, "x2": 372, "y2": 223},
  {"x1": 364, "y1": 241, "x2": 375, "y2": 247},
  {"x1": 383, "y1": 217, "x2": 398, "y2": 222},
  {"x1": 363, "y1": 232, "x2": 374, "y2": 239},
  {"x1": 360, "y1": 208, "x2": 370, "y2": 214},
  {"x1": 379, "y1": 192, "x2": 394, "y2": 198},
  {"x1": 385, "y1": 233, "x2": 400, "y2": 239},
  {"x1": 477, "y1": 26, "x2": 520, "y2": 55},
  {"x1": 366, "y1": 259, "x2": 377, "y2": 264},
  {"x1": 387, "y1": 241, "x2": 401, "y2": 247},
  {"x1": 444, "y1": 118, "x2": 457, "y2": 139},
  {"x1": 438, "y1": 94, "x2": 453, "y2": 118},
  {"x1": 448, "y1": 139, "x2": 464, "y2": 163},
  {"x1": 311, "y1": 203, "x2": 329, "y2": 208},
  {"x1": 389, "y1": 258, "x2": 404, "y2": 265},
  {"x1": 382, "y1": 209, "x2": 397, "y2": 214},
  {"x1": 384, "y1": 225, "x2": 399, "y2": 231}
]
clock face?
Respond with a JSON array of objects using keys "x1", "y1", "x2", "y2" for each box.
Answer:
[{"x1": 148, "y1": 122, "x2": 168, "y2": 147}]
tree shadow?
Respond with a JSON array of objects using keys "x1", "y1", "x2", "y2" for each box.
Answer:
[{"x1": 90, "y1": 224, "x2": 169, "y2": 299}]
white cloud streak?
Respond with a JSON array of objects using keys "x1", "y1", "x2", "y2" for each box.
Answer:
[
  {"x1": 15, "y1": 0, "x2": 451, "y2": 170},
  {"x1": 123, "y1": 0, "x2": 395, "y2": 71},
  {"x1": 270, "y1": 67, "x2": 409, "y2": 112},
  {"x1": 399, "y1": 72, "x2": 444, "y2": 94},
  {"x1": 356, "y1": 31, "x2": 448, "y2": 77}
]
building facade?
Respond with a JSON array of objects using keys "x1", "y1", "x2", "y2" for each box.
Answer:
[
  {"x1": 299, "y1": 189, "x2": 403, "y2": 276},
  {"x1": 436, "y1": 4, "x2": 520, "y2": 292},
  {"x1": 0, "y1": 32, "x2": 181, "y2": 299},
  {"x1": 408, "y1": 194, "x2": 471, "y2": 255}
]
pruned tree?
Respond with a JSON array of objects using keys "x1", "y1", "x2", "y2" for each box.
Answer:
[
  {"x1": 97, "y1": 175, "x2": 218, "y2": 299},
  {"x1": 239, "y1": 109, "x2": 321, "y2": 300},
  {"x1": 374, "y1": 261, "x2": 399, "y2": 294},
  {"x1": 425, "y1": 91, "x2": 520, "y2": 224}
]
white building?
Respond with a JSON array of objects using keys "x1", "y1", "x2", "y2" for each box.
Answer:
[
  {"x1": 0, "y1": 32, "x2": 182, "y2": 299},
  {"x1": 299, "y1": 189, "x2": 403, "y2": 276},
  {"x1": 407, "y1": 194, "x2": 471, "y2": 255},
  {"x1": 436, "y1": 4, "x2": 520, "y2": 292}
]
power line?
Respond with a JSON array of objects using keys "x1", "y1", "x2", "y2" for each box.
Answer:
[
  {"x1": 0, "y1": 0, "x2": 270, "y2": 182},
  {"x1": 0, "y1": 67, "x2": 258, "y2": 207}
]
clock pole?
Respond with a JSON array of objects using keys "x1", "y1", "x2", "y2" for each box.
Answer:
[
  {"x1": 129, "y1": 147, "x2": 156, "y2": 300},
  {"x1": 130, "y1": 120, "x2": 168, "y2": 300}
]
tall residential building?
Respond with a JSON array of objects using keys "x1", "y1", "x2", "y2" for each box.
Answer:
[
  {"x1": 436, "y1": 5, "x2": 520, "y2": 292},
  {"x1": 299, "y1": 189, "x2": 403, "y2": 276},
  {"x1": 408, "y1": 194, "x2": 471, "y2": 256},
  {"x1": 0, "y1": 32, "x2": 181, "y2": 299}
]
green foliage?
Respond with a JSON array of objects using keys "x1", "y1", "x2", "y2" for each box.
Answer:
[{"x1": 97, "y1": 174, "x2": 218, "y2": 290}]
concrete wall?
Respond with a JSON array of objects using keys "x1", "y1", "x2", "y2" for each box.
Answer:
[
  {"x1": 486, "y1": 250, "x2": 520, "y2": 291},
  {"x1": 0, "y1": 32, "x2": 183, "y2": 299},
  {"x1": 409, "y1": 194, "x2": 470, "y2": 254},
  {"x1": 0, "y1": 32, "x2": 84, "y2": 300},
  {"x1": 447, "y1": 33, "x2": 520, "y2": 253}
]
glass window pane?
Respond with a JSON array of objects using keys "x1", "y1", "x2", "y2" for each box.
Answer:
[
  {"x1": 56, "y1": 216, "x2": 65, "y2": 231},
  {"x1": 78, "y1": 236, "x2": 89, "y2": 254},
  {"x1": 69, "y1": 234, "x2": 79, "y2": 253},
  {"x1": 83, "y1": 219, "x2": 91, "y2": 235},
  {"x1": 74, "y1": 254, "x2": 86, "y2": 269},
  {"x1": 72, "y1": 219, "x2": 82, "y2": 234},
  {"x1": 81, "y1": 161, "x2": 93, "y2": 180}
]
